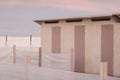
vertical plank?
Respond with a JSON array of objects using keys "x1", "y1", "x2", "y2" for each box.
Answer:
[
  {"x1": 100, "y1": 62, "x2": 108, "y2": 79},
  {"x1": 52, "y1": 27, "x2": 61, "y2": 53},
  {"x1": 5, "y1": 35, "x2": 8, "y2": 46},
  {"x1": 30, "y1": 35, "x2": 32, "y2": 46},
  {"x1": 85, "y1": 25, "x2": 101, "y2": 74},
  {"x1": 74, "y1": 26, "x2": 85, "y2": 73},
  {"x1": 13, "y1": 45, "x2": 16, "y2": 64},
  {"x1": 39, "y1": 47, "x2": 42, "y2": 67},
  {"x1": 71, "y1": 48, "x2": 75, "y2": 71},
  {"x1": 26, "y1": 56, "x2": 31, "y2": 80},
  {"x1": 114, "y1": 25, "x2": 120, "y2": 77},
  {"x1": 101, "y1": 24, "x2": 113, "y2": 76},
  {"x1": 26, "y1": 56, "x2": 31, "y2": 65}
]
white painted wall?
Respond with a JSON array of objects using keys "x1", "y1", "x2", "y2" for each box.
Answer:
[
  {"x1": 40, "y1": 19, "x2": 120, "y2": 77},
  {"x1": 85, "y1": 23, "x2": 101, "y2": 74},
  {"x1": 41, "y1": 25, "x2": 52, "y2": 53},
  {"x1": 61, "y1": 24, "x2": 74, "y2": 54},
  {"x1": 113, "y1": 24, "x2": 120, "y2": 77}
]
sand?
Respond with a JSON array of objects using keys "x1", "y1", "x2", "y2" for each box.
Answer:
[{"x1": 0, "y1": 63, "x2": 120, "y2": 80}]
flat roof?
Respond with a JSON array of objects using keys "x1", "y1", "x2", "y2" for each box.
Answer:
[{"x1": 34, "y1": 13, "x2": 120, "y2": 23}]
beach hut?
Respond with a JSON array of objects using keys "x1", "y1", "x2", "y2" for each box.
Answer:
[{"x1": 34, "y1": 13, "x2": 120, "y2": 77}]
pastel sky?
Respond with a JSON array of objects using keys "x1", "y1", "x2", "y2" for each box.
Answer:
[{"x1": 0, "y1": 0, "x2": 120, "y2": 36}]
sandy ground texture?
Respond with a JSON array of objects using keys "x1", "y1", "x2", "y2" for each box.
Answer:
[
  {"x1": 0, "y1": 47, "x2": 71, "y2": 70},
  {"x1": 0, "y1": 47, "x2": 39, "y2": 66},
  {"x1": 0, "y1": 63, "x2": 120, "y2": 80},
  {"x1": 0, "y1": 37, "x2": 41, "y2": 47}
]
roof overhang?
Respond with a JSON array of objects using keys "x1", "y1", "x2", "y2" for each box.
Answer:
[{"x1": 34, "y1": 13, "x2": 120, "y2": 24}]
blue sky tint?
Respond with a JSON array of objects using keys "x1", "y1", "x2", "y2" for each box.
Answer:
[{"x1": 0, "y1": 0, "x2": 120, "y2": 36}]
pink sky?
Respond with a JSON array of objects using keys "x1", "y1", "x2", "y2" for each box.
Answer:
[
  {"x1": 0, "y1": 0, "x2": 120, "y2": 36},
  {"x1": 0, "y1": 0, "x2": 120, "y2": 12}
]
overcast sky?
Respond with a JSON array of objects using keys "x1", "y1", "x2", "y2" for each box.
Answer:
[{"x1": 0, "y1": 0, "x2": 120, "y2": 36}]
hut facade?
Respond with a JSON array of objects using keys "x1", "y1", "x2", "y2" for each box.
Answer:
[{"x1": 35, "y1": 14, "x2": 120, "y2": 77}]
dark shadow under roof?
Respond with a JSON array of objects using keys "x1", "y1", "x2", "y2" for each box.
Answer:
[{"x1": 34, "y1": 13, "x2": 120, "y2": 23}]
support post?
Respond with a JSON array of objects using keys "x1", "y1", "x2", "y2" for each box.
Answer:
[
  {"x1": 30, "y1": 35, "x2": 32, "y2": 46},
  {"x1": 5, "y1": 35, "x2": 8, "y2": 46},
  {"x1": 13, "y1": 45, "x2": 16, "y2": 64},
  {"x1": 25, "y1": 56, "x2": 31, "y2": 80},
  {"x1": 26, "y1": 56, "x2": 31, "y2": 65},
  {"x1": 71, "y1": 48, "x2": 74, "y2": 72},
  {"x1": 39, "y1": 48, "x2": 41, "y2": 67},
  {"x1": 100, "y1": 62, "x2": 108, "y2": 80}
]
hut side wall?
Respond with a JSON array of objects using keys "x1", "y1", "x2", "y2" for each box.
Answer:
[
  {"x1": 41, "y1": 26, "x2": 52, "y2": 53},
  {"x1": 40, "y1": 20, "x2": 120, "y2": 77},
  {"x1": 114, "y1": 23, "x2": 120, "y2": 77},
  {"x1": 85, "y1": 23, "x2": 101, "y2": 74}
]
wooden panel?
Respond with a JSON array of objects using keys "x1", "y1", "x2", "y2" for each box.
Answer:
[
  {"x1": 74, "y1": 26, "x2": 85, "y2": 73},
  {"x1": 101, "y1": 24, "x2": 113, "y2": 76},
  {"x1": 114, "y1": 25, "x2": 120, "y2": 77},
  {"x1": 52, "y1": 27, "x2": 61, "y2": 53},
  {"x1": 85, "y1": 25, "x2": 101, "y2": 74}
]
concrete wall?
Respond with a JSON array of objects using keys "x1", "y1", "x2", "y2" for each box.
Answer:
[
  {"x1": 61, "y1": 24, "x2": 74, "y2": 54},
  {"x1": 40, "y1": 19, "x2": 120, "y2": 77},
  {"x1": 114, "y1": 23, "x2": 120, "y2": 77},
  {"x1": 85, "y1": 23, "x2": 101, "y2": 74},
  {"x1": 41, "y1": 25, "x2": 52, "y2": 53}
]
